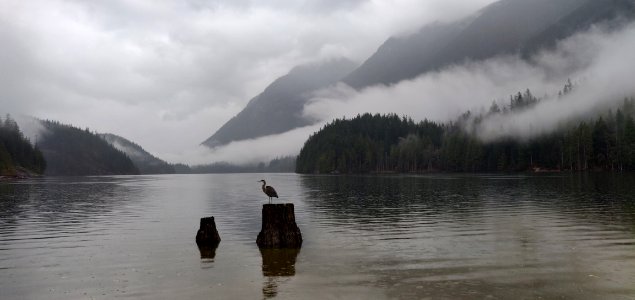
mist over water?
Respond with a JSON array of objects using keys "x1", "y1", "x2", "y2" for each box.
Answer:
[{"x1": 164, "y1": 124, "x2": 322, "y2": 165}]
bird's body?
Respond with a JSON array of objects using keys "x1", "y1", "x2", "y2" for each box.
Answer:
[{"x1": 259, "y1": 180, "x2": 278, "y2": 204}]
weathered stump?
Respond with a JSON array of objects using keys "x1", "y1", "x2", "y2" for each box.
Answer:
[
  {"x1": 256, "y1": 204, "x2": 302, "y2": 248},
  {"x1": 195, "y1": 216, "x2": 221, "y2": 246}
]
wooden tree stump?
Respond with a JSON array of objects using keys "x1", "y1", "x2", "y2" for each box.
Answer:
[
  {"x1": 256, "y1": 204, "x2": 302, "y2": 248},
  {"x1": 195, "y1": 216, "x2": 221, "y2": 246}
]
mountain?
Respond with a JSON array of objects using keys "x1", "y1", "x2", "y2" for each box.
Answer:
[
  {"x1": 0, "y1": 115, "x2": 46, "y2": 177},
  {"x1": 342, "y1": 21, "x2": 469, "y2": 89},
  {"x1": 343, "y1": 0, "x2": 635, "y2": 88},
  {"x1": 521, "y1": 0, "x2": 635, "y2": 57},
  {"x1": 203, "y1": 0, "x2": 635, "y2": 148},
  {"x1": 38, "y1": 120, "x2": 139, "y2": 176},
  {"x1": 202, "y1": 58, "x2": 357, "y2": 148},
  {"x1": 99, "y1": 133, "x2": 175, "y2": 174}
]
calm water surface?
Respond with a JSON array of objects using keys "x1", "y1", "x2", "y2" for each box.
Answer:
[{"x1": 1, "y1": 173, "x2": 635, "y2": 299}]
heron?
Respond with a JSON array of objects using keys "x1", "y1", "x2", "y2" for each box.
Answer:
[{"x1": 259, "y1": 180, "x2": 278, "y2": 204}]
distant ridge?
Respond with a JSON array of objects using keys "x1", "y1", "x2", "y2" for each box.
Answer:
[
  {"x1": 38, "y1": 120, "x2": 139, "y2": 176},
  {"x1": 201, "y1": 58, "x2": 358, "y2": 148},
  {"x1": 202, "y1": 0, "x2": 635, "y2": 148},
  {"x1": 99, "y1": 133, "x2": 175, "y2": 174},
  {"x1": 343, "y1": 0, "x2": 635, "y2": 88}
]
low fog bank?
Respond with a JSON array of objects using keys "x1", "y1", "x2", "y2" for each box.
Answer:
[
  {"x1": 473, "y1": 23, "x2": 635, "y2": 141},
  {"x1": 304, "y1": 56, "x2": 561, "y2": 124},
  {"x1": 190, "y1": 21, "x2": 635, "y2": 164},
  {"x1": 305, "y1": 22, "x2": 635, "y2": 141},
  {"x1": 163, "y1": 124, "x2": 323, "y2": 165}
]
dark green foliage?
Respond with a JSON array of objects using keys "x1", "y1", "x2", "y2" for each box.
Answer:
[
  {"x1": 38, "y1": 120, "x2": 139, "y2": 176},
  {"x1": 0, "y1": 115, "x2": 46, "y2": 175},
  {"x1": 296, "y1": 95, "x2": 635, "y2": 174},
  {"x1": 296, "y1": 114, "x2": 443, "y2": 173}
]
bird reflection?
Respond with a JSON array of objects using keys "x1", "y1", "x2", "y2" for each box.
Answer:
[{"x1": 260, "y1": 248, "x2": 300, "y2": 299}]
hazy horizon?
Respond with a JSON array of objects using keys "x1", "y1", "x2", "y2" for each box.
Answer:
[
  {"x1": 1, "y1": 0, "x2": 496, "y2": 164},
  {"x1": 3, "y1": 0, "x2": 635, "y2": 166}
]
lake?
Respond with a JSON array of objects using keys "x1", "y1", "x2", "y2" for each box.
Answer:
[{"x1": 1, "y1": 173, "x2": 635, "y2": 299}]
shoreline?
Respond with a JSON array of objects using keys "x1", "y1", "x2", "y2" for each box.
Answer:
[{"x1": 0, "y1": 167, "x2": 41, "y2": 181}]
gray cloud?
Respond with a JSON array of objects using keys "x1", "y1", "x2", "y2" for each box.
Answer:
[{"x1": 0, "y1": 0, "x2": 494, "y2": 162}]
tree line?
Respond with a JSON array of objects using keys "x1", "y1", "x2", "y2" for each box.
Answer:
[
  {"x1": 37, "y1": 120, "x2": 139, "y2": 176},
  {"x1": 0, "y1": 114, "x2": 46, "y2": 176},
  {"x1": 175, "y1": 156, "x2": 296, "y2": 174},
  {"x1": 296, "y1": 88, "x2": 635, "y2": 174}
]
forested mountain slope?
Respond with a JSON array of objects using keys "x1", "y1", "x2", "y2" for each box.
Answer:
[
  {"x1": 0, "y1": 115, "x2": 45, "y2": 177},
  {"x1": 100, "y1": 133, "x2": 175, "y2": 174},
  {"x1": 38, "y1": 120, "x2": 139, "y2": 176},
  {"x1": 297, "y1": 92, "x2": 635, "y2": 174}
]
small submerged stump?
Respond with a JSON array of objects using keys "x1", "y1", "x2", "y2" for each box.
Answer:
[
  {"x1": 196, "y1": 216, "x2": 221, "y2": 246},
  {"x1": 256, "y1": 204, "x2": 302, "y2": 248}
]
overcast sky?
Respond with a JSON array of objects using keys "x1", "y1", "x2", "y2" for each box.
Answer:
[{"x1": 0, "y1": 0, "x2": 495, "y2": 162}]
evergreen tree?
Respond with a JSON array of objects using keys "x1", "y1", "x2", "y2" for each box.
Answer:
[
  {"x1": 37, "y1": 120, "x2": 139, "y2": 176},
  {"x1": 296, "y1": 88, "x2": 635, "y2": 174},
  {"x1": 0, "y1": 115, "x2": 46, "y2": 176}
]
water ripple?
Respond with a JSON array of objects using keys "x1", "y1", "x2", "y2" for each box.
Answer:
[{"x1": 1, "y1": 174, "x2": 635, "y2": 299}]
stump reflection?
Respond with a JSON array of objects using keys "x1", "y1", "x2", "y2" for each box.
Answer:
[
  {"x1": 197, "y1": 244, "x2": 218, "y2": 260},
  {"x1": 260, "y1": 248, "x2": 300, "y2": 298}
]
